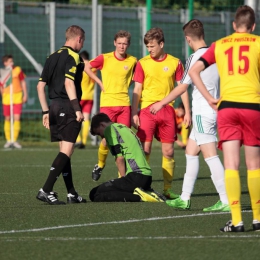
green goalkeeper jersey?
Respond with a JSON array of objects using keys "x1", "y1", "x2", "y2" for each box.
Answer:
[{"x1": 104, "y1": 123, "x2": 152, "y2": 176}]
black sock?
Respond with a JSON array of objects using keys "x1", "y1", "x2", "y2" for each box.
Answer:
[
  {"x1": 62, "y1": 159, "x2": 76, "y2": 194},
  {"x1": 42, "y1": 152, "x2": 69, "y2": 193}
]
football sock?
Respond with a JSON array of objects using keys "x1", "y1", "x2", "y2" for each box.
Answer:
[
  {"x1": 225, "y1": 169, "x2": 242, "y2": 226},
  {"x1": 97, "y1": 141, "x2": 109, "y2": 168},
  {"x1": 205, "y1": 155, "x2": 228, "y2": 204},
  {"x1": 82, "y1": 119, "x2": 90, "y2": 145},
  {"x1": 247, "y1": 169, "x2": 260, "y2": 221},
  {"x1": 181, "y1": 154, "x2": 199, "y2": 201},
  {"x1": 13, "y1": 120, "x2": 21, "y2": 141},
  {"x1": 76, "y1": 133, "x2": 81, "y2": 143},
  {"x1": 145, "y1": 154, "x2": 150, "y2": 164},
  {"x1": 62, "y1": 158, "x2": 76, "y2": 194},
  {"x1": 42, "y1": 152, "x2": 70, "y2": 193},
  {"x1": 4, "y1": 120, "x2": 11, "y2": 141},
  {"x1": 181, "y1": 123, "x2": 189, "y2": 146},
  {"x1": 162, "y1": 156, "x2": 175, "y2": 191}
]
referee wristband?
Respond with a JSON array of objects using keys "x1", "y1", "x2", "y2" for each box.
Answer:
[
  {"x1": 70, "y1": 99, "x2": 81, "y2": 112},
  {"x1": 42, "y1": 110, "x2": 49, "y2": 115}
]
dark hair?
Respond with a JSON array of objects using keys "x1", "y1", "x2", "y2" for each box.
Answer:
[
  {"x1": 183, "y1": 19, "x2": 204, "y2": 40},
  {"x1": 79, "y1": 50, "x2": 89, "y2": 60},
  {"x1": 90, "y1": 113, "x2": 111, "y2": 135},
  {"x1": 234, "y1": 5, "x2": 255, "y2": 30},
  {"x1": 2, "y1": 54, "x2": 13, "y2": 64},
  {"x1": 144, "y1": 27, "x2": 165, "y2": 45},
  {"x1": 114, "y1": 30, "x2": 131, "y2": 44}
]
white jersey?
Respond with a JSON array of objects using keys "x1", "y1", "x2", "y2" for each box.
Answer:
[{"x1": 180, "y1": 47, "x2": 219, "y2": 114}]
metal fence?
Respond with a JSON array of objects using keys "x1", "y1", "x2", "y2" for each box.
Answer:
[{"x1": 0, "y1": 1, "x2": 258, "y2": 143}]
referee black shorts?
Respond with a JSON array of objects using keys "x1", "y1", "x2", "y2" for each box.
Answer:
[{"x1": 49, "y1": 99, "x2": 81, "y2": 143}]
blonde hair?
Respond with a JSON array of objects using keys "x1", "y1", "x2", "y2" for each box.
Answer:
[{"x1": 65, "y1": 25, "x2": 85, "y2": 41}]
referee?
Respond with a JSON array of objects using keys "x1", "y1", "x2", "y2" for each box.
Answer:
[{"x1": 36, "y1": 25, "x2": 87, "y2": 205}]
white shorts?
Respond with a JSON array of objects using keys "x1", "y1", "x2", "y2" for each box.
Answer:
[{"x1": 189, "y1": 113, "x2": 217, "y2": 145}]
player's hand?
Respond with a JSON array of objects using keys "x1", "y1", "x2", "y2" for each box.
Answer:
[
  {"x1": 150, "y1": 102, "x2": 163, "y2": 114},
  {"x1": 76, "y1": 111, "x2": 84, "y2": 122},
  {"x1": 42, "y1": 114, "x2": 50, "y2": 129},
  {"x1": 22, "y1": 95, "x2": 28, "y2": 104},
  {"x1": 99, "y1": 82, "x2": 105, "y2": 92},
  {"x1": 131, "y1": 114, "x2": 140, "y2": 130},
  {"x1": 208, "y1": 97, "x2": 220, "y2": 111},
  {"x1": 183, "y1": 112, "x2": 191, "y2": 128}
]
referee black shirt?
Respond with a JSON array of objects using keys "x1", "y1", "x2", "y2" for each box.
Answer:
[{"x1": 39, "y1": 46, "x2": 85, "y2": 101}]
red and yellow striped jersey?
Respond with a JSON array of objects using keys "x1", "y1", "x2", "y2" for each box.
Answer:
[{"x1": 133, "y1": 54, "x2": 184, "y2": 109}]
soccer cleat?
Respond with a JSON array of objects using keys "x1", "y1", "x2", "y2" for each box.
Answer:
[
  {"x1": 203, "y1": 200, "x2": 230, "y2": 212},
  {"x1": 253, "y1": 220, "x2": 260, "y2": 231},
  {"x1": 36, "y1": 188, "x2": 66, "y2": 205},
  {"x1": 220, "y1": 220, "x2": 244, "y2": 232},
  {"x1": 163, "y1": 189, "x2": 179, "y2": 200},
  {"x1": 147, "y1": 188, "x2": 167, "y2": 202},
  {"x1": 12, "y1": 141, "x2": 22, "y2": 149},
  {"x1": 67, "y1": 193, "x2": 87, "y2": 204},
  {"x1": 4, "y1": 141, "x2": 12, "y2": 148},
  {"x1": 166, "y1": 197, "x2": 190, "y2": 209},
  {"x1": 133, "y1": 187, "x2": 163, "y2": 202},
  {"x1": 92, "y1": 164, "x2": 104, "y2": 181}
]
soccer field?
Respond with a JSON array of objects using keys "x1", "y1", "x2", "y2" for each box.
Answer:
[{"x1": 0, "y1": 143, "x2": 259, "y2": 260}]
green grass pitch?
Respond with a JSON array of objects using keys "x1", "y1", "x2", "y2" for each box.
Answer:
[{"x1": 0, "y1": 142, "x2": 259, "y2": 260}]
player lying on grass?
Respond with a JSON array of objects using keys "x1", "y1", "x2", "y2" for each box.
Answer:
[{"x1": 89, "y1": 113, "x2": 165, "y2": 202}]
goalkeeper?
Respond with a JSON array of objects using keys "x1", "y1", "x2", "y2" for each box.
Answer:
[{"x1": 89, "y1": 113, "x2": 164, "y2": 202}]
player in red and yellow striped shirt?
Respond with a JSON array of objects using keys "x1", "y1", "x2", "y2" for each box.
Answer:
[
  {"x1": 84, "y1": 30, "x2": 137, "y2": 181},
  {"x1": 189, "y1": 5, "x2": 260, "y2": 232},
  {"x1": 75, "y1": 50, "x2": 96, "y2": 148},
  {"x1": 132, "y1": 27, "x2": 191, "y2": 199},
  {"x1": 0, "y1": 55, "x2": 27, "y2": 149}
]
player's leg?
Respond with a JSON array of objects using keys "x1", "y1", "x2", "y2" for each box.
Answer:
[
  {"x1": 92, "y1": 107, "x2": 115, "y2": 181},
  {"x1": 156, "y1": 105, "x2": 178, "y2": 199},
  {"x1": 89, "y1": 174, "x2": 142, "y2": 202},
  {"x1": 200, "y1": 141, "x2": 229, "y2": 211},
  {"x1": 243, "y1": 109, "x2": 260, "y2": 231},
  {"x1": 81, "y1": 100, "x2": 93, "y2": 146},
  {"x1": 3, "y1": 104, "x2": 12, "y2": 148},
  {"x1": 13, "y1": 109, "x2": 22, "y2": 149},
  {"x1": 166, "y1": 135, "x2": 200, "y2": 209},
  {"x1": 217, "y1": 108, "x2": 244, "y2": 231}
]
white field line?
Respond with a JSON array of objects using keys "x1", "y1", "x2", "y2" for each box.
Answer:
[
  {"x1": 0, "y1": 211, "x2": 252, "y2": 235},
  {"x1": 1, "y1": 234, "x2": 260, "y2": 242}
]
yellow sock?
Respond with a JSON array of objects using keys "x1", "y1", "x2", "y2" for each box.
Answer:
[
  {"x1": 225, "y1": 169, "x2": 242, "y2": 226},
  {"x1": 76, "y1": 133, "x2": 81, "y2": 143},
  {"x1": 98, "y1": 141, "x2": 109, "y2": 168},
  {"x1": 162, "y1": 156, "x2": 175, "y2": 191},
  {"x1": 145, "y1": 154, "x2": 150, "y2": 164},
  {"x1": 248, "y1": 169, "x2": 260, "y2": 221},
  {"x1": 181, "y1": 123, "x2": 189, "y2": 145},
  {"x1": 82, "y1": 120, "x2": 90, "y2": 145},
  {"x1": 13, "y1": 120, "x2": 21, "y2": 141},
  {"x1": 4, "y1": 120, "x2": 11, "y2": 141}
]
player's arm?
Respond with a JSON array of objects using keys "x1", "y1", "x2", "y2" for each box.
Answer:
[
  {"x1": 179, "y1": 83, "x2": 191, "y2": 127},
  {"x1": 106, "y1": 129, "x2": 126, "y2": 177},
  {"x1": 115, "y1": 156, "x2": 126, "y2": 177},
  {"x1": 37, "y1": 81, "x2": 49, "y2": 129},
  {"x1": 21, "y1": 79, "x2": 27, "y2": 103},
  {"x1": 64, "y1": 78, "x2": 84, "y2": 122},
  {"x1": 131, "y1": 82, "x2": 142, "y2": 129},
  {"x1": 150, "y1": 83, "x2": 189, "y2": 114},
  {"x1": 84, "y1": 60, "x2": 104, "y2": 92}
]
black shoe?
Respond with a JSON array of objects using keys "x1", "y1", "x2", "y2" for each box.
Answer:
[
  {"x1": 67, "y1": 193, "x2": 87, "y2": 204},
  {"x1": 78, "y1": 143, "x2": 85, "y2": 149},
  {"x1": 220, "y1": 220, "x2": 244, "y2": 232},
  {"x1": 92, "y1": 164, "x2": 104, "y2": 181},
  {"x1": 36, "y1": 188, "x2": 66, "y2": 205},
  {"x1": 253, "y1": 220, "x2": 260, "y2": 231}
]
